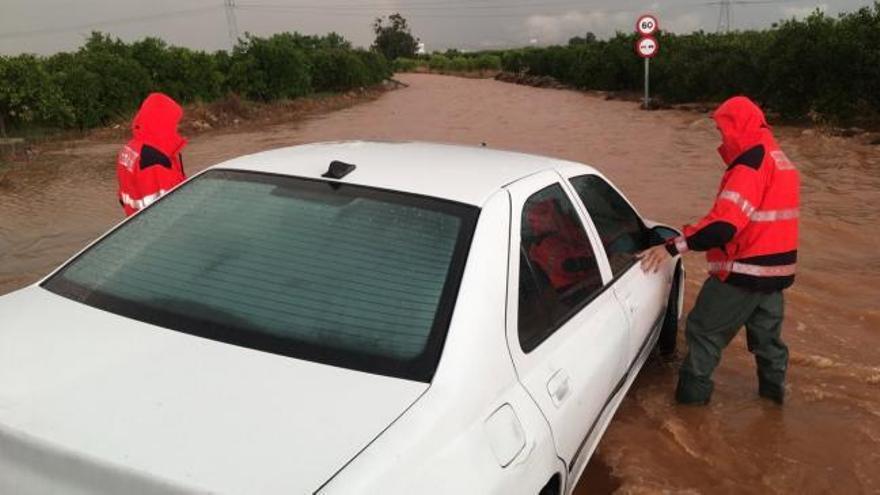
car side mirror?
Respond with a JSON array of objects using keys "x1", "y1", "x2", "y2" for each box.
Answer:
[{"x1": 647, "y1": 225, "x2": 680, "y2": 246}]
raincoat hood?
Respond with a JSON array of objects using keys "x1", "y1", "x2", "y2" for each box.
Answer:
[
  {"x1": 131, "y1": 93, "x2": 187, "y2": 157},
  {"x1": 713, "y1": 96, "x2": 770, "y2": 165}
]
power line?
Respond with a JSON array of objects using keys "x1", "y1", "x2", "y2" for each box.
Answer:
[
  {"x1": 236, "y1": 6, "x2": 584, "y2": 18},
  {"x1": 234, "y1": 1, "x2": 683, "y2": 19},
  {"x1": 236, "y1": 6, "x2": 641, "y2": 19},
  {"x1": 704, "y1": 0, "x2": 799, "y2": 4},
  {"x1": 0, "y1": 5, "x2": 221, "y2": 40},
  {"x1": 237, "y1": 0, "x2": 608, "y2": 10},
  {"x1": 233, "y1": 0, "x2": 692, "y2": 15},
  {"x1": 232, "y1": 0, "x2": 714, "y2": 21}
]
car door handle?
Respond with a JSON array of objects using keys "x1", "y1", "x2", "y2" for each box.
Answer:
[{"x1": 547, "y1": 369, "x2": 571, "y2": 407}]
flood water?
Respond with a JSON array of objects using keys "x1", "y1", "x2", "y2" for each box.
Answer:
[{"x1": 1, "y1": 73, "x2": 878, "y2": 493}]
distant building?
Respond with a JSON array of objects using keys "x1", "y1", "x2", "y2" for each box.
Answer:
[{"x1": 416, "y1": 42, "x2": 426, "y2": 55}]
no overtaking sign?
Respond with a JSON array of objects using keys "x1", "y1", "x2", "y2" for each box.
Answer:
[{"x1": 637, "y1": 36, "x2": 659, "y2": 58}]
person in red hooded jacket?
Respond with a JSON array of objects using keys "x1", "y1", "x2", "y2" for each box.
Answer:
[
  {"x1": 639, "y1": 96, "x2": 800, "y2": 405},
  {"x1": 117, "y1": 93, "x2": 188, "y2": 216}
]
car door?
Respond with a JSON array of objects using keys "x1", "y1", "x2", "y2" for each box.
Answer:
[
  {"x1": 504, "y1": 171, "x2": 630, "y2": 480},
  {"x1": 563, "y1": 171, "x2": 670, "y2": 367}
]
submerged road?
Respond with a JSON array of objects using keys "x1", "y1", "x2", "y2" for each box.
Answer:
[{"x1": 1, "y1": 73, "x2": 878, "y2": 493}]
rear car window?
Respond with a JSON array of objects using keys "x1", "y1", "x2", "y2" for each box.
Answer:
[{"x1": 43, "y1": 170, "x2": 478, "y2": 382}]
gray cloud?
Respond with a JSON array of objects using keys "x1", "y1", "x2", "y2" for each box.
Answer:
[
  {"x1": 524, "y1": 10, "x2": 635, "y2": 44},
  {"x1": 782, "y1": 2, "x2": 829, "y2": 18}
]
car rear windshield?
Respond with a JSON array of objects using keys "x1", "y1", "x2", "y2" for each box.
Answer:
[{"x1": 43, "y1": 169, "x2": 479, "y2": 382}]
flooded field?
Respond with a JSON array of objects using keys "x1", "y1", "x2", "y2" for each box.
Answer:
[{"x1": 1, "y1": 73, "x2": 878, "y2": 493}]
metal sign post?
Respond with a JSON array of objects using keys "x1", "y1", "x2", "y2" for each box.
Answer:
[
  {"x1": 635, "y1": 35, "x2": 658, "y2": 108},
  {"x1": 635, "y1": 14, "x2": 659, "y2": 110}
]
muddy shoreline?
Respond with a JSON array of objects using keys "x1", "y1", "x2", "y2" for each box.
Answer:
[{"x1": 1, "y1": 73, "x2": 878, "y2": 493}]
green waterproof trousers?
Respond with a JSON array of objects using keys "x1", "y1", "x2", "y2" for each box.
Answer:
[{"x1": 676, "y1": 276, "x2": 788, "y2": 405}]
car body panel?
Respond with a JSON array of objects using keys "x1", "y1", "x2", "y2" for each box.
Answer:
[
  {"x1": 0, "y1": 287, "x2": 427, "y2": 494},
  {"x1": 503, "y1": 171, "x2": 631, "y2": 480}
]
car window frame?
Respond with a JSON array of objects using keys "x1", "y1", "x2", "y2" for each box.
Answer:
[
  {"x1": 516, "y1": 245, "x2": 554, "y2": 352},
  {"x1": 508, "y1": 172, "x2": 614, "y2": 354}
]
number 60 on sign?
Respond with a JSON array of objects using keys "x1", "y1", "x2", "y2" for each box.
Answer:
[{"x1": 636, "y1": 14, "x2": 659, "y2": 35}]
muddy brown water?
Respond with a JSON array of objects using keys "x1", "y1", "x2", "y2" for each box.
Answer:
[{"x1": 1, "y1": 73, "x2": 878, "y2": 493}]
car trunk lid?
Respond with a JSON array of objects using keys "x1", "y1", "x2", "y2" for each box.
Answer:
[{"x1": 0, "y1": 287, "x2": 427, "y2": 494}]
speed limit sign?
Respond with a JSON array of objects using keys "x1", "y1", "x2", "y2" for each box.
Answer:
[
  {"x1": 636, "y1": 14, "x2": 659, "y2": 36},
  {"x1": 636, "y1": 36, "x2": 659, "y2": 58}
]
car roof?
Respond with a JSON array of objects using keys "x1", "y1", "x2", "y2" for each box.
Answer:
[{"x1": 211, "y1": 141, "x2": 597, "y2": 206}]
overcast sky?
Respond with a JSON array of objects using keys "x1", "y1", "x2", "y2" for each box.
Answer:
[{"x1": 0, "y1": 0, "x2": 872, "y2": 55}]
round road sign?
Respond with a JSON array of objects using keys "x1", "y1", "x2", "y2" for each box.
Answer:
[
  {"x1": 636, "y1": 36, "x2": 659, "y2": 58},
  {"x1": 636, "y1": 14, "x2": 659, "y2": 36}
]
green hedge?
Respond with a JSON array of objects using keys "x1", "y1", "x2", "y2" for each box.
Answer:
[
  {"x1": 473, "y1": 54, "x2": 503, "y2": 71},
  {"x1": 413, "y1": 53, "x2": 501, "y2": 73},
  {"x1": 393, "y1": 57, "x2": 420, "y2": 72},
  {"x1": 499, "y1": 4, "x2": 880, "y2": 124},
  {"x1": 0, "y1": 54, "x2": 72, "y2": 130},
  {"x1": 0, "y1": 31, "x2": 391, "y2": 133},
  {"x1": 394, "y1": 52, "x2": 502, "y2": 74}
]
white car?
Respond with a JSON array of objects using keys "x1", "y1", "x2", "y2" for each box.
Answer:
[{"x1": 0, "y1": 142, "x2": 683, "y2": 495}]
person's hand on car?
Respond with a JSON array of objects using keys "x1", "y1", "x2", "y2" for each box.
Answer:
[{"x1": 637, "y1": 244, "x2": 671, "y2": 273}]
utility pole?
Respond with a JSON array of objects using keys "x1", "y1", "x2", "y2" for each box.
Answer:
[
  {"x1": 716, "y1": 0, "x2": 732, "y2": 33},
  {"x1": 224, "y1": 0, "x2": 239, "y2": 49}
]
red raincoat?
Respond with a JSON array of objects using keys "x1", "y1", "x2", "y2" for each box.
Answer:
[
  {"x1": 526, "y1": 199, "x2": 596, "y2": 290},
  {"x1": 117, "y1": 93, "x2": 187, "y2": 216},
  {"x1": 666, "y1": 96, "x2": 800, "y2": 292}
]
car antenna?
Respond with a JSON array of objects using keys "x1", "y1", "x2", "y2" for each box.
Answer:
[{"x1": 322, "y1": 160, "x2": 356, "y2": 180}]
